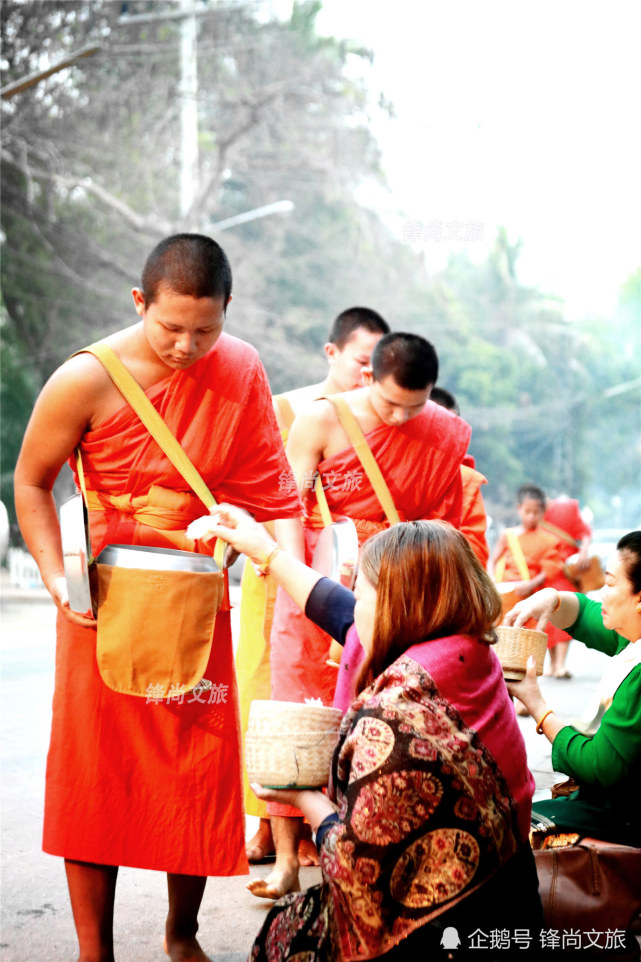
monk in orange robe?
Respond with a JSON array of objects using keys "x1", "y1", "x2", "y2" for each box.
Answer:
[
  {"x1": 13, "y1": 235, "x2": 301, "y2": 962},
  {"x1": 490, "y1": 483, "x2": 563, "y2": 628},
  {"x1": 254, "y1": 333, "x2": 471, "y2": 900}
]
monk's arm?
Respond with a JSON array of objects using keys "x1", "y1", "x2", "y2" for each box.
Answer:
[
  {"x1": 285, "y1": 403, "x2": 331, "y2": 492},
  {"x1": 271, "y1": 396, "x2": 286, "y2": 434},
  {"x1": 488, "y1": 531, "x2": 507, "y2": 575},
  {"x1": 14, "y1": 358, "x2": 101, "y2": 625},
  {"x1": 276, "y1": 402, "x2": 333, "y2": 561}
]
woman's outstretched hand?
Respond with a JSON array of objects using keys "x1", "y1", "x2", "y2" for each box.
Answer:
[
  {"x1": 187, "y1": 504, "x2": 276, "y2": 566},
  {"x1": 250, "y1": 784, "x2": 338, "y2": 833},
  {"x1": 503, "y1": 587, "x2": 559, "y2": 631}
]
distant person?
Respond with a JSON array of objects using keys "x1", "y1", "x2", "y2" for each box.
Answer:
[
  {"x1": 191, "y1": 505, "x2": 543, "y2": 958},
  {"x1": 13, "y1": 234, "x2": 301, "y2": 962},
  {"x1": 540, "y1": 495, "x2": 593, "y2": 678},
  {"x1": 260, "y1": 332, "x2": 472, "y2": 899},
  {"x1": 429, "y1": 386, "x2": 490, "y2": 566},
  {"x1": 505, "y1": 530, "x2": 641, "y2": 847},
  {"x1": 490, "y1": 484, "x2": 563, "y2": 621},
  {"x1": 271, "y1": 307, "x2": 391, "y2": 433},
  {"x1": 237, "y1": 307, "x2": 389, "y2": 866}
]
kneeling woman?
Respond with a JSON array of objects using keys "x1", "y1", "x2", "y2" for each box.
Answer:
[{"x1": 192, "y1": 509, "x2": 542, "y2": 959}]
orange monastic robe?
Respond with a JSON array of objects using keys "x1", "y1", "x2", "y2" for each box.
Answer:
[
  {"x1": 43, "y1": 334, "x2": 300, "y2": 877},
  {"x1": 460, "y1": 464, "x2": 489, "y2": 566},
  {"x1": 542, "y1": 497, "x2": 593, "y2": 648},
  {"x1": 494, "y1": 527, "x2": 563, "y2": 585},
  {"x1": 270, "y1": 401, "x2": 471, "y2": 708},
  {"x1": 493, "y1": 526, "x2": 564, "y2": 640}
]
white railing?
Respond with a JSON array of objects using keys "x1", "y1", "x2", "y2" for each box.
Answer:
[{"x1": 7, "y1": 548, "x2": 44, "y2": 589}]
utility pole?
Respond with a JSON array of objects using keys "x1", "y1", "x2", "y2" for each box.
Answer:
[
  {"x1": 118, "y1": 2, "x2": 202, "y2": 221},
  {"x1": 179, "y1": 0, "x2": 199, "y2": 219}
]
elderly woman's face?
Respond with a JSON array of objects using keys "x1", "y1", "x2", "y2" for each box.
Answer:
[
  {"x1": 353, "y1": 569, "x2": 377, "y2": 652},
  {"x1": 601, "y1": 550, "x2": 641, "y2": 641}
]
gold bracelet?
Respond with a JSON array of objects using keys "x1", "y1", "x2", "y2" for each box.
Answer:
[
  {"x1": 257, "y1": 545, "x2": 281, "y2": 575},
  {"x1": 535, "y1": 708, "x2": 554, "y2": 734}
]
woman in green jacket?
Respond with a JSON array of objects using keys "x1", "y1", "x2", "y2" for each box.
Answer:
[{"x1": 505, "y1": 530, "x2": 641, "y2": 846}]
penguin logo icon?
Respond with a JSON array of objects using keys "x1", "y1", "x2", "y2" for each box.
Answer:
[{"x1": 441, "y1": 926, "x2": 461, "y2": 950}]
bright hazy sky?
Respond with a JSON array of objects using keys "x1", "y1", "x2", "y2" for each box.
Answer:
[{"x1": 307, "y1": 1, "x2": 641, "y2": 319}]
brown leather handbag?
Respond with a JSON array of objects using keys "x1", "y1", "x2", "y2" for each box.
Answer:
[{"x1": 534, "y1": 836, "x2": 641, "y2": 933}]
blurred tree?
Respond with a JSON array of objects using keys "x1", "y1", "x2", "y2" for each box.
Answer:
[{"x1": 1, "y1": 1, "x2": 638, "y2": 535}]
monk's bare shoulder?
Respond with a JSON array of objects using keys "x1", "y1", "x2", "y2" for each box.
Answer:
[
  {"x1": 39, "y1": 352, "x2": 114, "y2": 418},
  {"x1": 292, "y1": 397, "x2": 339, "y2": 436},
  {"x1": 32, "y1": 322, "x2": 145, "y2": 431}
]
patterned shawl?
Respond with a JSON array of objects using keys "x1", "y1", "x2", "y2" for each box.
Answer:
[{"x1": 322, "y1": 653, "x2": 522, "y2": 959}]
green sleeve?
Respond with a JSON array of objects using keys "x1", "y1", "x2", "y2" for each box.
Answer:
[
  {"x1": 552, "y1": 665, "x2": 641, "y2": 787},
  {"x1": 567, "y1": 595, "x2": 627, "y2": 657}
]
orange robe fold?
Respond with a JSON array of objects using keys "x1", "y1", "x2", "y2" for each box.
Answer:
[
  {"x1": 493, "y1": 526, "x2": 563, "y2": 647},
  {"x1": 494, "y1": 527, "x2": 563, "y2": 585},
  {"x1": 460, "y1": 464, "x2": 489, "y2": 566},
  {"x1": 542, "y1": 498, "x2": 593, "y2": 647},
  {"x1": 44, "y1": 334, "x2": 300, "y2": 876}
]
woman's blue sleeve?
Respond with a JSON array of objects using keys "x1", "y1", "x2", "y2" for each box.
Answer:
[{"x1": 304, "y1": 577, "x2": 355, "y2": 646}]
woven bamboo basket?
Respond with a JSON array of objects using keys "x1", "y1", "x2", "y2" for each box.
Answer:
[
  {"x1": 246, "y1": 700, "x2": 344, "y2": 788},
  {"x1": 494, "y1": 626, "x2": 548, "y2": 681}
]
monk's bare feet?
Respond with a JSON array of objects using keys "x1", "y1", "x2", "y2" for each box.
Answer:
[
  {"x1": 246, "y1": 817, "x2": 275, "y2": 863},
  {"x1": 246, "y1": 863, "x2": 300, "y2": 900},
  {"x1": 297, "y1": 825, "x2": 320, "y2": 866},
  {"x1": 163, "y1": 935, "x2": 212, "y2": 961}
]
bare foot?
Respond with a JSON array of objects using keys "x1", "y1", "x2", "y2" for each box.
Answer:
[
  {"x1": 246, "y1": 864, "x2": 301, "y2": 900},
  {"x1": 246, "y1": 818, "x2": 275, "y2": 863},
  {"x1": 514, "y1": 698, "x2": 529, "y2": 717},
  {"x1": 163, "y1": 935, "x2": 212, "y2": 961},
  {"x1": 297, "y1": 836, "x2": 320, "y2": 866}
]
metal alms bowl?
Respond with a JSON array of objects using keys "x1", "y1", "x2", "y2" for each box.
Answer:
[
  {"x1": 96, "y1": 544, "x2": 219, "y2": 572},
  {"x1": 60, "y1": 493, "x2": 93, "y2": 614},
  {"x1": 311, "y1": 518, "x2": 359, "y2": 589}
]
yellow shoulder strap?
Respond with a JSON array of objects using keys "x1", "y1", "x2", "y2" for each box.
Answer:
[
  {"x1": 505, "y1": 528, "x2": 531, "y2": 581},
  {"x1": 325, "y1": 395, "x2": 400, "y2": 526},
  {"x1": 76, "y1": 343, "x2": 224, "y2": 566},
  {"x1": 539, "y1": 519, "x2": 579, "y2": 547},
  {"x1": 273, "y1": 394, "x2": 296, "y2": 432}
]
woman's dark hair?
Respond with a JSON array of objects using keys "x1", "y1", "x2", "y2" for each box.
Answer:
[
  {"x1": 617, "y1": 530, "x2": 641, "y2": 593},
  {"x1": 356, "y1": 520, "x2": 502, "y2": 691}
]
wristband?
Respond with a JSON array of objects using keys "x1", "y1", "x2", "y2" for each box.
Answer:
[
  {"x1": 536, "y1": 709, "x2": 554, "y2": 734},
  {"x1": 257, "y1": 545, "x2": 281, "y2": 575}
]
